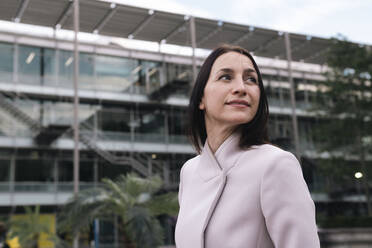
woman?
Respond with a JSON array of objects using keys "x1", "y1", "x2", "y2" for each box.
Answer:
[{"x1": 175, "y1": 45, "x2": 320, "y2": 248}]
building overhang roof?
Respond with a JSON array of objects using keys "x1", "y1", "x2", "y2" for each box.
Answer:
[{"x1": 0, "y1": 0, "x2": 338, "y2": 64}]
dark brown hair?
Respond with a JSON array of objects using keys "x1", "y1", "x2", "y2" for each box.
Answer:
[{"x1": 188, "y1": 44, "x2": 269, "y2": 153}]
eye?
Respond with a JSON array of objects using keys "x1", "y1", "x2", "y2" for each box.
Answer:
[
  {"x1": 244, "y1": 76, "x2": 258, "y2": 84},
  {"x1": 218, "y1": 74, "x2": 232, "y2": 81}
]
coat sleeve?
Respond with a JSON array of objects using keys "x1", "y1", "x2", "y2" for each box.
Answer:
[{"x1": 260, "y1": 152, "x2": 320, "y2": 248}]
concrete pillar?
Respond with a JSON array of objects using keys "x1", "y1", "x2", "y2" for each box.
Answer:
[{"x1": 284, "y1": 32, "x2": 300, "y2": 159}]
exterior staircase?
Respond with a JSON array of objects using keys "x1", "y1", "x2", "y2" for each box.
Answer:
[{"x1": 0, "y1": 92, "x2": 149, "y2": 177}]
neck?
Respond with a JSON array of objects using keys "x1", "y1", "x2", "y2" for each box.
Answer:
[{"x1": 206, "y1": 124, "x2": 236, "y2": 154}]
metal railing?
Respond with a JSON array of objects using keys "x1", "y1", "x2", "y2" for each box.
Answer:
[
  {"x1": 0, "y1": 92, "x2": 41, "y2": 134},
  {"x1": 0, "y1": 92, "x2": 149, "y2": 178},
  {"x1": 0, "y1": 182, "x2": 99, "y2": 192}
]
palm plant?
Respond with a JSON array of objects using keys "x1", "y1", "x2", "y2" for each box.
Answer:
[
  {"x1": 59, "y1": 173, "x2": 178, "y2": 248},
  {"x1": 8, "y1": 205, "x2": 55, "y2": 248}
]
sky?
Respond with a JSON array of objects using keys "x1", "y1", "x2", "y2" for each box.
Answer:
[
  {"x1": 105, "y1": 0, "x2": 372, "y2": 45},
  {"x1": 0, "y1": 0, "x2": 370, "y2": 61}
]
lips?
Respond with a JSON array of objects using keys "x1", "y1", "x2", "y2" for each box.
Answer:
[{"x1": 226, "y1": 100, "x2": 250, "y2": 107}]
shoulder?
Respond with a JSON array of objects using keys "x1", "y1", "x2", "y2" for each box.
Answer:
[
  {"x1": 253, "y1": 144, "x2": 304, "y2": 181},
  {"x1": 180, "y1": 155, "x2": 200, "y2": 176},
  {"x1": 240, "y1": 144, "x2": 300, "y2": 174},
  {"x1": 244, "y1": 143, "x2": 297, "y2": 162}
]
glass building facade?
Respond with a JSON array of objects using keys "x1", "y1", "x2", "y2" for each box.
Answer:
[{"x1": 0, "y1": 33, "x2": 370, "y2": 246}]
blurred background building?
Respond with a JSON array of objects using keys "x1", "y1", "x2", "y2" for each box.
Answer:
[{"x1": 0, "y1": 0, "x2": 371, "y2": 247}]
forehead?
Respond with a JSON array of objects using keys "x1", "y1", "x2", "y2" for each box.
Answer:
[{"x1": 211, "y1": 52, "x2": 255, "y2": 72}]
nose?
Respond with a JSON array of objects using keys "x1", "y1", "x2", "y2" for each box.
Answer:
[{"x1": 232, "y1": 78, "x2": 247, "y2": 96}]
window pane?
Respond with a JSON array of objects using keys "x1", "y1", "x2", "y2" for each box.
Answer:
[
  {"x1": 96, "y1": 55, "x2": 139, "y2": 92},
  {"x1": 98, "y1": 162, "x2": 128, "y2": 181},
  {"x1": 99, "y1": 108, "x2": 131, "y2": 133},
  {"x1": 79, "y1": 52, "x2": 95, "y2": 89},
  {"x1": 0, "y1": 42, "x2": 13, "y2": 81},
  {"x1": 58, "y1": 160, "x2": 72, "y2": 182},
  {"x1": 134, "y1": 109, "x2": 165, "y2": 142},
  {"x1": 43, "y1": 48, "x2": 57, "y2": 86},
  {"x1": 59, "y1": 50, "x2": 73, "y2": 87},
  {"x1": 80, "y1": 161, "x2": 94, "y2": 182},
  {"x1": 15, "y1": 159, "x2": 54, "y2": 182},
  {"x1": 18, "y1": 45, "x2": 41, "y2": 85},
  {"x1": 0, "y1": 159, "x2": 10, "y2": 181}
]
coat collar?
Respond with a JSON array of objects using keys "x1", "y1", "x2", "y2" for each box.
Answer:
[{"x1": 198, "y1": 132, "x2": 244, "y2": 182}]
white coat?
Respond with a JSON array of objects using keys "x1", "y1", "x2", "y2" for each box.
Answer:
[{"x1": 175, "y1": 133, "x2": 320, "y2": 248}]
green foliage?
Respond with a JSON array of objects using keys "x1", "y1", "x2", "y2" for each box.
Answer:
[
  {"x1": 8, "y1": 205, "x2": 60, "y2": 248},
  {"x1": 59, "y1": 173, "x2": 178, "y2": 248},
  {"x1": 314, "y1": 158, "x2": 353, "y2": 194},
  {"x1": 312, "y1": 35, "x2": 372, "y2": 216},
  {"x1": 312, "y1": 36, "x2": 372, "y2": 155}
]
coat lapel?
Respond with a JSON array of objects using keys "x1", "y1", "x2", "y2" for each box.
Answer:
[
  {"x1": 196, "y1": 133, "x2": 244, "y2": 247},
  {"x1": 198, "y1": 132, "x2": 243, "y2": 181}
]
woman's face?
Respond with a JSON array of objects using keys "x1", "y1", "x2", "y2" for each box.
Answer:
[{"x1": 199, "y1": 52, "x2": 260, "y2": 132}]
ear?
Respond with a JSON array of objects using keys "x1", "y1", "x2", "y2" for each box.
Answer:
[{"x1": 199, "y1": 97, "x2": 205, "y2": 110}]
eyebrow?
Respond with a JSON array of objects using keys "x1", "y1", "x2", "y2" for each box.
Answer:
[{"x1": 217, "y1": 68, "x2": 257, "y2": 74}]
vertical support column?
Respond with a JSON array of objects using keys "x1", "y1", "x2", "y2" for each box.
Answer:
[
  {"x1": 277, "y1": 69, "x2": 284, "y2": 108},
  {"x1": 93, "y1": 158, "x2": 98, "y2": 188},
  {"x1": 164, "y1": 111, "x2": 169, "y2": 145},
  {"x1": 93, "y1": 44, "x2": 97, "y2": 90},
  {"x1": 53, "y1": 29, "x2": 60, "y2": 87},
  {"x1": 114, "y1": 215, "x2": 119, "y2": 248},
  {"x1": 73, "y1": 0, "x2": 80, "y2": 247},
  {"x1": 9, "y1": 154, "x2": 15, "y2": 206},
  {"x1": 94, "y1": 219, "x2": 99, "y2": 248},
  {"x1": 303, "y1": 73, "x2": 309, "y2": 107},
  {"x1": 284, "y1": 32, "x2": 300, "y2": 159},
  {"x1": 54, "y1": 158, "x2": 58, "y2": 193},
  {"x1": 189, "y1": 16, "x2": 197, "y2": 84},
  {"x1": 93, "y1": 107, "x2": 98, "y2": 141},
  {"x1": 73, "y1": 0, "x2": 80, "y2": 196},
  {"x1": 13, "y1": 38, "x2": 19, "y2": 84},
  {"x1": 53, "y1": 158, "x2": 58, "y2": 203}
]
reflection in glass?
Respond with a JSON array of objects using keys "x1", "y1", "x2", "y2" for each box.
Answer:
[
  {"x1": 18, "y1": 45, "x2": 41, "y2": 85},
  {"x1": 96, "y1": 54, "x2": 138, "y2": 92},
  {"x1": 0, "y1": 42, "x2": 13, "y2": 82},
  {"x1": 43, "y1": 48, "x2": 57, "y2": 86},
  {"x1": 168, "y1": 108, "x2": 188, "y2": 144},
  {"x1": 59, "y1": 50, "x2": 73, "y2": 87},
  {"x1": 134, "y1": 109, "x2": 165, "y2": 143},
  {"x1": 79, "y1": 52, "x2": 95, "y2": 89}
]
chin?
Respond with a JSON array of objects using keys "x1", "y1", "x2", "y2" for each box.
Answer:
[
  {"x1": 228, "y1": 118, "x2": 253, "y2": 126},
  {"x1": 229, "y1": 115, "x2": 254, "y2": 124}
]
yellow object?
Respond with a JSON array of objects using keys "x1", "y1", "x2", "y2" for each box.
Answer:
[
  {"x1": 6, "y1": 236, "x2": 20, "y2": 248},
  {"x1": 9, "y1": 214, "x2": 56, "y2": 248}
]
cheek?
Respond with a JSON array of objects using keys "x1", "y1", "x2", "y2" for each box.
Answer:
[{"x1": 252, "y1": 88, "x2": 260, "y2": 105}]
